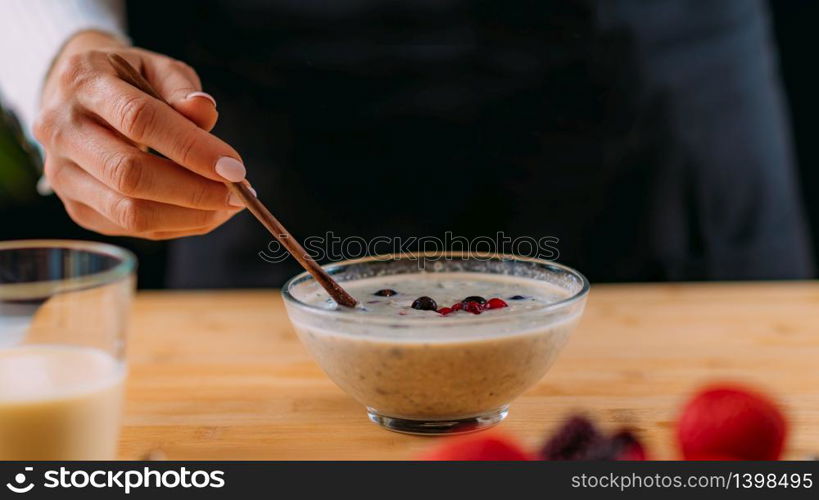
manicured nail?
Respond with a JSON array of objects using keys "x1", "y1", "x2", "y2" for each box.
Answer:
[
  {"x1": 248, "y1": 186, "x2": 257, "y2": 197},
  {"x1": 186, "y1": 91, "x2": 216, "y2": 107},
  {"x1": 36, "y1": 175, "x2": 53, "y2": 195},
  {"x1": 215, "y1": 157, "x2": 246, "y2": 182},
  {"x1": 227, "y1": 192, "x2": 244, "y2": 207}
]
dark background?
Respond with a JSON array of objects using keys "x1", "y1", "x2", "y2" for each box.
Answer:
[{"x1": 0, "y1": 0, "x2": 817, "y2": 289}]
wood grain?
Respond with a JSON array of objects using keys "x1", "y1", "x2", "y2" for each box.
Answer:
[{"x1": 119, "y1": 283, "x2": 819, "y2": 460}]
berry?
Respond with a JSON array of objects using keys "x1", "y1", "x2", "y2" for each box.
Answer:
[
  {"x1": 437, "y1": 307, "x2": 453, "y2": 316},
  {"x1": 541, "y1": 416, "x2": 605, "y2": 460},
  {"x1": 677, "y1": 385, "x2": 786, "y2": 460},
  {"x1": 541, "y1": 416, "x2": 648, "y2": 461},
  {"x1": 411, "y1": 296, "x2": 438, "y2": 311},
  {"x1": 610, "y1": 430, "x2": 647, "y2": 461},
  {"x1": 509, "y1": 295, "x2": 527, "y2": 300},
  {"x1": 464, "y1": 301, "x2": 484, "y2": 314},
  {"x1": 419, "y1": 433, "x2": 532, "y2": 461},
  {"x1": 486, "y1": 298, "x2": 508, "y2": 309},
  {"x1": 463, "y1": 296, "x2": 487, "y2": 305},
  {"x1": 374, "y1": 289, "x2": 398, "y2": 297},
  {"x1": 685, "y1": 453, "x2": 741, "y2": 461},
  {"x1": 451, "y1": 302, "x2": 463, "y2": 311}
]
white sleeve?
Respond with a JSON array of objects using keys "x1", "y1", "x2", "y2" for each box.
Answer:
[{"x1": 0, "y1": 0, "x2": 127, "y2": 136}]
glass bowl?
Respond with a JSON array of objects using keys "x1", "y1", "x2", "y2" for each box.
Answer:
[{"x1": 282, "y1": 252, "x2": 589, "y2": 435}]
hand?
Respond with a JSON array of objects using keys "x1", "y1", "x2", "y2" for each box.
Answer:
[{"x1": 35, "y1": 31, "x2": 248, "y2": 240}]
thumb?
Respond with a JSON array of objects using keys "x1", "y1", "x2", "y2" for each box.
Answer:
[{"x1": 138, "y1": 51, "x2": 218, "y2": 131}]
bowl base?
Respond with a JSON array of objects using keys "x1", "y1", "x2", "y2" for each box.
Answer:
[{"x1": 366, "y1": 406, "x2": 509, "y2": 435}]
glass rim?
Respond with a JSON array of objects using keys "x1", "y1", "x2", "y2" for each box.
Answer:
[
  {"x1": 0, "y1": 239, "x2": 136, "y2": 300},
  {"x1": 282, "y1": 252, "x2": 590, "y2": 327}
]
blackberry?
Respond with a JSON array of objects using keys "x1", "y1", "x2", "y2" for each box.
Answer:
[
  {"x1": 541, "y1": 416, "x2": 643, "y2": 460},
  {"x1": 541, "y1": 416, "x2": 605, "y2": 460}
]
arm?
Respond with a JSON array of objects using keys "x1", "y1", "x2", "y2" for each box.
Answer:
[{"x1": 0, "y1": 0, "x2": 127, "y2": 135}]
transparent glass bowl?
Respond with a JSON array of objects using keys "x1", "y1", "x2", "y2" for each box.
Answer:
[{"x1": 283, "y1": 253, "x2": 589, "y2": 435}]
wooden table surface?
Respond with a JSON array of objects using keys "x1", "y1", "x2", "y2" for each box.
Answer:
[{"x1": 119, "y1": 283, "x2": 819, "y2": 460}]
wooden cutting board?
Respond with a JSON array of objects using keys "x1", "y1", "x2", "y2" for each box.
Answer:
[{"x1": 119, "y1": 283, "x2": 819, "y2": 460}]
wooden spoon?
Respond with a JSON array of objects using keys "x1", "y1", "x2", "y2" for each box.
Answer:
[{"x1": 107, "y1": 54, "x2": 357, "y2": 307}]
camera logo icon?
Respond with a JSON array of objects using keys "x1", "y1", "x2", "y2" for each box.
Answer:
[{"x1": 6, "y1": 467, "x2": 34, "y2": 494}]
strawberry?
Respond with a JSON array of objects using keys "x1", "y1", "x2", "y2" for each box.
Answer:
[
  {"x1": 685, "y1": 453, "x2": 741, "y2": 461},
  {"x1": 419, "y1": 433, "x2": 532, "y2": 461},
  {"x1": 677, "y1": 385, "x2": 787, "y2": 460}
]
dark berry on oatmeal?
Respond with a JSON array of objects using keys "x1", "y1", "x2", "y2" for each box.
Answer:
[
  {"x1": 463, "y1": 301, "x2": 484, "y2": 314},
  {"x1": 411, "y1": 296, "x2": 438, "y2": 311}
]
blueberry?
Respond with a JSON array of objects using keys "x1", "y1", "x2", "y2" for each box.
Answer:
[
  {"x1": 411, "y1": 296, "x2": 438, "y2": 311},
  {"x1": 462, "y1": 296, "x2": 486, "y2": 305},
  {"x1": 374, "y1": 289, "x2": 398, "y2": 297},
  {"x1": 508, "y1": 295, "x2": 527, "y2": 301}
]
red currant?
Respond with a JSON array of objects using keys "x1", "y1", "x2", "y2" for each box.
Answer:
[
  {"x1": 486, "y1": 298, "x2": 508, "y2": 309},
  {"x1": 464, "y1": 301, "x2": 484, "y2": 314}
]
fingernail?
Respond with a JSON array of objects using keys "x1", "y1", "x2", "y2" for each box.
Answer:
[
  {"x1": 215, "y1": 157, "x2": 246, "y2": 182},
  {"x1": 248, "y1": 186, "x2": 257, "y2": 197},
  {"x1": 228, "y1": 192, "x2": 245, "y2": 207},
  {"x1": 186, "y1": 91, "x2": 217, "y2": 107},
  {"x1": 36, "y1": 175, "x2": 53, "y2": 196}
]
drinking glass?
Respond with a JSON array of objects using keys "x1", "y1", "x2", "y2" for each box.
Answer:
[{"x1": 0, "y1": 240, "x2": 135, "y2": 459}]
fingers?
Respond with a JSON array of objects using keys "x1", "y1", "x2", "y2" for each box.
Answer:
[
  {"x1": 47, "y1": 160, "x2": 241, "y2": 236},
  {"x1": 174, "y1": 92, "x2": 219, "y2": 132},
  {"x1": 63, "y1": 200, "x2": 126, "y2": 235},
  {"x1": 58, "y1": 118, "x2": 241, "y2": 210},
  {"x1": 76, "y1": 74, "x2": 245, "y2": 183},
  {"x1": 36, "y1": 44, "x2": 244, "y2": 240},
  {"x1": 138, "y1": 50, "x2": 218, "y2": 131},
  {"x1": 65, "y1": 200, "x2": 236, "y2": 240}
]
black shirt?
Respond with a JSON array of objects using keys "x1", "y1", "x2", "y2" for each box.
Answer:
[{"x1": 127, "y1": 0, "x2": 814, "y2": 287}]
